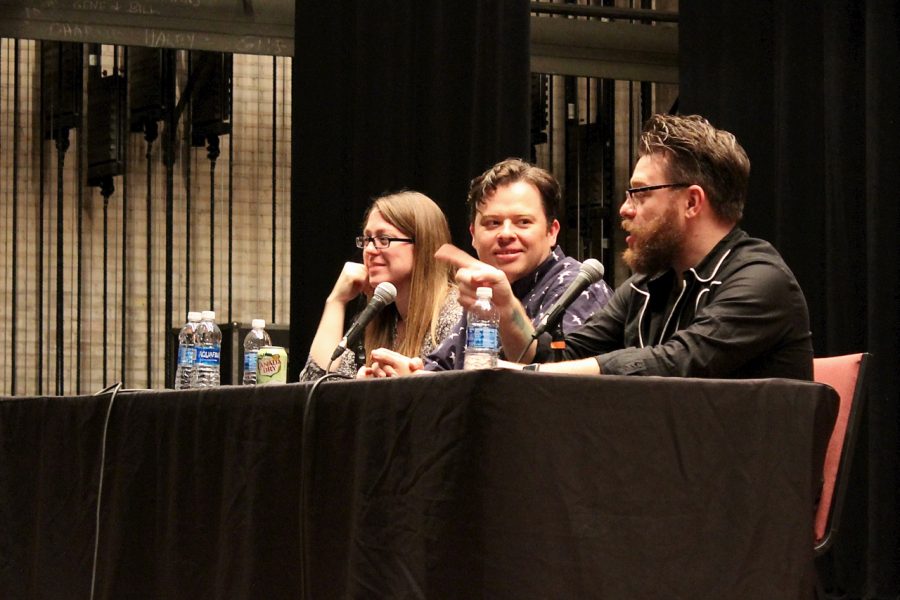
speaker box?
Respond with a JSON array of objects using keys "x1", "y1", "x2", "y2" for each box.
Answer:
[
  {"x1": 41, "y1": 41, "x2": 83, "y2": 136},
  {"x1": 128, "y1": 47, "x2": 169, "y2": 131},
  {"x1": 189, "y1": 51, "x2": 233, "y2": 145},
  {"x1": 87, "y1": 74, "x2": 126, "y2": 185}
]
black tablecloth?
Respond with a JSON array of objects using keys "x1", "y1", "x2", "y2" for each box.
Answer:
[{"x1": 0, "y1": 371, "x2": 837, "y2": 599}]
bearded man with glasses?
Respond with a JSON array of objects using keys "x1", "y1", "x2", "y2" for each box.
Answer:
[{"x1": 505, "y1": 113, "x2": 814, "y2": 380}]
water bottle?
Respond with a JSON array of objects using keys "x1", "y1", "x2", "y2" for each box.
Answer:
[
  {"x1": 464, "y1": 287, "x2": 500, "y2": 370},
  {"x1": 192, "y1": 310, "x2": 222, "y2": 388},
  {"x1": 242, "y1": 318, "x2": 272, "y2": 385},
  {"x1": 174, "y1": 311, "x2": 201, "y2": 390}
]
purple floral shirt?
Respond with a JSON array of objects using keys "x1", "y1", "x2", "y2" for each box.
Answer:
[{"x1": 424, "y1": 246, "x2": 614, "y2": 371}]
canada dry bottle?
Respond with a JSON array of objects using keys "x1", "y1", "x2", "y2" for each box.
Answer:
[
  {"x1": 174, "y1": 311, "x2": 201, "y2": 390},
  {"x1": 242, "y1": 319, "x2": 272, "y2": 385},
  {"x1": 463, "y1": 287, "x2": 500, "y2": 369},
  {"x1": 192, "y1": 310, "x2": 222, "y2": 388}
]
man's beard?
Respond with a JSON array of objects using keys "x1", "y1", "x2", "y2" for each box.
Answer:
[{"x1": 622, "y1": 205, "x2": 683, "y2": 274}]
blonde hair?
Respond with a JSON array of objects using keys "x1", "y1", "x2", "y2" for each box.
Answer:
[{"x1": 362, "y1": 191, "x2": 455, "y2": 361}]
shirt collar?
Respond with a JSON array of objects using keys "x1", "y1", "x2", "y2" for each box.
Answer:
[
  {"x1": 688, "y1": 226, "x2": 745, "y2": 280},
  {"x1": 511, "y1": 246, "x2": 564, "y2": 299}
]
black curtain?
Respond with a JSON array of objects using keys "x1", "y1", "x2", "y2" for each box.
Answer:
[
  {"x1": 290, "y1": 0, "x2": 530, "y2": 379},
  {"x1": 680, "y1": 1, "x2": 899, "y2": 598}
]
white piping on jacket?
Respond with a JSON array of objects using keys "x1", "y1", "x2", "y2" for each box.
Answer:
[
  {"x1": 659, "y1": 278, "x2": 688, "y2": 344},
  {"x1": 633, "y1": 248, "x2": 735, "y2": 347},
  {"x1": 629, "y1": 283, "x2": 651, "y2": 348}
]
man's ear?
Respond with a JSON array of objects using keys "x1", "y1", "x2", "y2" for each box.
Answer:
[
  {"x1": 547, "y1": 218, "x2": 561, "y2": 246},
  {"x1": 469, "y1": 223, "x2": 476, "y2": 249},
  {"x1": 685, "y1": 185, "x2": 706, "y2": 219}
]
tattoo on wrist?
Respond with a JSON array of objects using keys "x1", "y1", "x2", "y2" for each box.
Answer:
[{"x1": 512, "y1": 310, "x2": 528, "y2": 333}]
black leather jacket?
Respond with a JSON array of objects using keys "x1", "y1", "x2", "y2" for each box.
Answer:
[{"x1": 535, "y1": 228, "x2": 814, "y2": 380}]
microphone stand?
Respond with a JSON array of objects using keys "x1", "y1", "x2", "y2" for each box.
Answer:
[
  {"x1": 353, "y1": 341, "x2": 366, "y2": 371},
  {"x1": 550, "y1": 322, "x2": 567, "y2": 361},
  {"x1": 513, "y1": 336, "x2": 537, "y2": 364},
  {"x1": 512, "y1": 321, "x2": 567, "y2": 365},
  {"x1": 326, "y1": 295, "x2": 367, "y2": 375}
]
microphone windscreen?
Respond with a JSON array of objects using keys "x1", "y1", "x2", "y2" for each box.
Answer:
[
  {"x1": 372, "y1": 281, "x2": 398, "y2": 304},
  {"x1": 581, "y1": 258, "x2": 605, "y2": 282}
]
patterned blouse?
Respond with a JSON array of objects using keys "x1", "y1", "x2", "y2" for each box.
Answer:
[{"x1": 299, "y1": 287, "x2": 462, "y2": 381}]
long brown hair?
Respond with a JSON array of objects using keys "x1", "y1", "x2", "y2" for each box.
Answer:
[{"x1": 362, "y1": 191, "x2": 455, "y2": 361}]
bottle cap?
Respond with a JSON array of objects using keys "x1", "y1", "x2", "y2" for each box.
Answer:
[
  {"x1": 202, "y1": 310, "x2": 216, "y2": 320},
  {"x1": 188, "y1": 311, "x2": 201, "y2": 322},
  {"x1": 252, "y1": 318, "x2": 266, "y2": 329},
  {"x1": 476, "y1": 287, "x2": 493, "y2": 299}
]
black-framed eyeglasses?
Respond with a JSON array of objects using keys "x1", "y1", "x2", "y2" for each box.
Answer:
[
  {"x1": 355, "y1": 235, "x2": 415, "y2": 249},
  {"x1": 625, "y1": 183, "x2": 691, "y2": 202}
]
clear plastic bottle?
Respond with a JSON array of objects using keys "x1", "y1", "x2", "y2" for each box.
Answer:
[
  {"x1": 192, "y1": 310, "x2": 222, "y2": 388},
  {"x1": 464, "y1": 287, "x2": 500, "y2": 370},
  {"x1": 174, "y1": 311, "x2": 202, "y2": 390},
  {"x1": 242, "y1": 318, "x2": 272, "y2": 385}
]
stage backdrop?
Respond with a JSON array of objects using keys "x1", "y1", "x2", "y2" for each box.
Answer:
[
  {"x1": 290, "y1": 0, "x2": 530, "y2": 380},
  {"x1": 679, "y1": 1, "x2": 900, "y2": 598}
]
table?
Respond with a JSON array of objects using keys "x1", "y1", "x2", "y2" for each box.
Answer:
[{"x1": 0, "y1": 371, "x2": 837, "y2": 599}]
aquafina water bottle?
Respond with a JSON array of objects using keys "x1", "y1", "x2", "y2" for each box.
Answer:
[
  {"x1": 174, "y1": 311, "x2": 201, "y2": 390},
  {"x1": 192, "y1": 310, "x2": 222, "y2": 387}
]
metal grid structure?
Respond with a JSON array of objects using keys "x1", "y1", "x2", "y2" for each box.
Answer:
[{"x1": 0, "y1": 41, "x2": 292, "y2": 395}]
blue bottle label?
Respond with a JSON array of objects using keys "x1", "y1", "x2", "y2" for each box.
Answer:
[
  {"x1": 244, "y1": 351, "x2": 258, "y2": 374},
  {"x1": 177, "y1": 346, "x2": 195, "y2": 366},
  {"x1": 195, "y1": 344, "x2": 221, "y2": 367},
  {"x1": 466, "y1": 323, "x2": 499, "y2": 351}
]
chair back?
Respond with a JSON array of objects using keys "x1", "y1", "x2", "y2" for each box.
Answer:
[{"x1": 812, "y1": 352, "x2": 870, "y2": 554}]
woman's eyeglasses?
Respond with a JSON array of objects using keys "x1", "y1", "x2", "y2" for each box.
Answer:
[{"x1": 355, "y1": 235, "x2": 415, "y2": 249}]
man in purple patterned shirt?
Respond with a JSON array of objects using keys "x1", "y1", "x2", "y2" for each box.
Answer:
[{"x1": 368, "y1": 158, "x2": 613, "y2": 374}]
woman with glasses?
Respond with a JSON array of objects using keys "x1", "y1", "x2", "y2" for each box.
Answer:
[{"x1": 299, "y1": 191, "x2": 462, "y2": 380}]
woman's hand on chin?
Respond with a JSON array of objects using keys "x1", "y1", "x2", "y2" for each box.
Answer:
[{"x1": 328, "y1": 262, "x2": 370, "y2": 304}]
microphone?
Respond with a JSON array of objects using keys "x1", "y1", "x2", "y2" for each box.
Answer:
[
  {"x1": 532, "y1": 259, "x2": 604, "y2": 339},
  {"x1": 330, "y1": 282, "x2": 398, "y2": 362}
]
